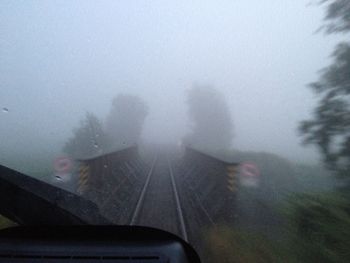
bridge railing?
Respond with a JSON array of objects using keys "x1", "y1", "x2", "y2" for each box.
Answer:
[
  {"x1": 177, "y1": 147, "x2": 239, "y2": 223},
  {"x1": 76, "y1": 146, "x2": 148, "y2": 224}
]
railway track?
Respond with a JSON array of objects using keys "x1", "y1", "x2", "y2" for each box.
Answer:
[
  {"x1": 130, "y1": 154, "x2": 188, "y2": 242},
  {"x1": 72, "y1": 146, "x2": 238, "y2": 262}
]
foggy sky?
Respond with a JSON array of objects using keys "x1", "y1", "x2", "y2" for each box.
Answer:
[{"x1": 0, "y1": 0, "x2": 341, "y2": 165}]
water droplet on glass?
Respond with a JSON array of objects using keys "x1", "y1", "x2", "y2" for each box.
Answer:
[
  {"x1": 94, "y1": 143, "x2": 99, "y2": 148},
  {"x1": 103, "y1": 164, "x2": 108, "y2": 168},
  {"x1": 2, "y1": 107, "x2": 9, "y2": 113},
  {"x1": 123, "y1": 141, "x2": 126, "y2": 145},
  {"x1": 55, "y1": 175, "x2": 62, "y2": 181}
]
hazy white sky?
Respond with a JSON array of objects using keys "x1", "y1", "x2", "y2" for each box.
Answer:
[{"x1": 0, "y1": 0, "x2": 341, "y2": 164}]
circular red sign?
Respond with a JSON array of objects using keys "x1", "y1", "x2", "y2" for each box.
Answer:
[
  {"x1": 54, "y1": 157, "x2": 72, "y2": 173},
  {"x1": 240, "y1": 162, "x2": 260, "y2": 177}
]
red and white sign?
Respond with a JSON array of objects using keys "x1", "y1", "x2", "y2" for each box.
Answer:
[
  {"x1": 54, "y1": 157, "x2": 72, "y2": 173},
  {"x1": 53, "y1": 157, "x2": 73, "y2": 183},
  {"x1": 240, "y1": 162, "x2": 260, "y2": 187}
]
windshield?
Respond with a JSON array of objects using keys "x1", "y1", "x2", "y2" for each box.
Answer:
[{"x1": 1, "y1": 1, "x2": 350, "y2": 262}]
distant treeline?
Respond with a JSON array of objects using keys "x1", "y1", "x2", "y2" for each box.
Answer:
[{"x1": 63, "y1": 94, "x2": 148, "y2": 159}]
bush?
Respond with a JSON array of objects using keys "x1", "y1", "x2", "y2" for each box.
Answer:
[
  {"x1": 286, "y1": 192, "x2": 350, "y2": 263},
  {"x1": 202, "y1": 225, "x2": 293, "y2": 263}
]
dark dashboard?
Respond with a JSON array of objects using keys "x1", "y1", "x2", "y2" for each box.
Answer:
[{"x1": 0, "y1": 225, "x2": 200, "y2": 263}]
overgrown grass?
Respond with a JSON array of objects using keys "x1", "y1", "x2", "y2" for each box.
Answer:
[
  {"x1": 202, "y1": 225, "x2": 295, "y2": 263},
  {"x1": 201, "y1": 191, "x2": 350, "y2": 263},
  {"x1": 284, "y1": 192, "x2": 350, "y2": 263}
]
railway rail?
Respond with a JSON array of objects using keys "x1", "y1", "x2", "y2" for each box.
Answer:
[
  {"x1": 130, "y1": 154, "x2": 189, "y2": 242},
  {"x1": 0, "y1": 145, "x2": 244, "y2": 263}
]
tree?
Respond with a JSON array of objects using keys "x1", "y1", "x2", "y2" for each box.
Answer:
[
  {"x1": 299, "y1": 0, "x2": 350, "y2": 175},
  {"x1": 63, "y1": 112, "x2": 110, "y2": 158},
  {"x1": 291, "y1": 2, "x2": 350, "y2": 260},
  {"x1": 318, "y1": 0, "x2": 350, "y2": 34},
  {"x1": 184, "y1": 86, "x2": 233, "y2": 152},
  {"x1": 105, "y1": 94, "x2": 148, "y2": 148}
]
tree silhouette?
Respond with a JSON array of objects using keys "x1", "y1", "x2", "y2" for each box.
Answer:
[
  {"x1": 105, "y1": 94, "x2": 148, "y2": 148},
  {"x1": 184, "y1": 86, "x2": 233, "y2": 152},
  {"x1": 63, "y1": 112, "x2": 110, "y2": 158},
  {"x1": 300, "y1": 0, "x2": 350, "y2": 175}
]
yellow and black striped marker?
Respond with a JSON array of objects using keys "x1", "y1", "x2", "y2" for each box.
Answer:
[
  {"x1": 77, "y1": 163, "x2": 90, "y2": 195},
  {"x1": 227, "y1": 165, "x2": 239, "y2": 192}
]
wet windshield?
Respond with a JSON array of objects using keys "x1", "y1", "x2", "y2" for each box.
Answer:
[{"x1": 1, "y1": 1, "x2": 350, "y2": 262}]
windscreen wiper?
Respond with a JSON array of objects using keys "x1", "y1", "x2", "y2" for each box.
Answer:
[
  {"x1": 0, "y1": 164, "x2": 201, "y2": 262},
  {"x1": 0, "y1": 164, "x2": 110, "y2": 225}
]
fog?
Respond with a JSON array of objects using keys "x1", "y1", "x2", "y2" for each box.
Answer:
[{"x1": 0, "y1": 1, "x2": 341, "y2": 167}]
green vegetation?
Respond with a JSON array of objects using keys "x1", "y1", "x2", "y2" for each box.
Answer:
[
  {"x1": 288, "y1": 2, "x2": 350, "y2": 260},
  {"x1": 203, "y1": 225, "x2": 294, "y2": 263},
  {"x1": 299, "y1": 0, "x2": 350, "y2": 177},
  {"x1": 203, "y1": 192, "x2": 350, "y2": 263},
  {"x1": 285, "y1": 192, "x2": 350, "y2": 263}
]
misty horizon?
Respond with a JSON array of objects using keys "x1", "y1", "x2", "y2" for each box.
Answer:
[{"x1": 1, "y1": 0, "x2": 341, "y2": 167}]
